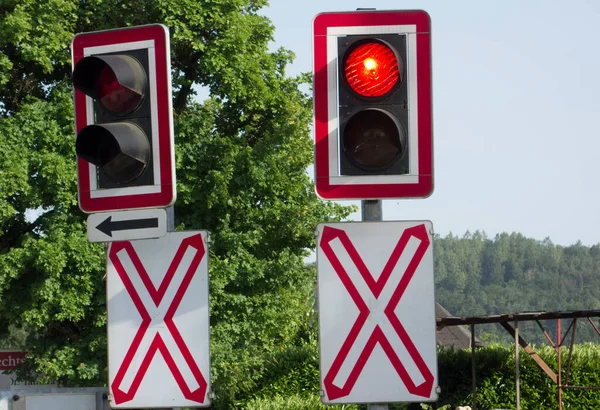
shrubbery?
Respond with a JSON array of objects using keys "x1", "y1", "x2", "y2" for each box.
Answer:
[
  {"x1": 434, "y1": 343, "x2": 600, "y2": 410},
  {"x1": 242, "y1": 343, "x2": 600, "y2": 410}
]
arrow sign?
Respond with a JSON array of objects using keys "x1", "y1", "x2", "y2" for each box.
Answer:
[
  {"x1": 97, "y1": 216, "x2": 159, "y2": 237},
  {"x1": 88, "y1": 209, "x2": 168, "y2": 242}
]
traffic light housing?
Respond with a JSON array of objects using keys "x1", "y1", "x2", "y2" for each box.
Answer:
[
  {"x1": 73, "y1": 52, "x2": 152, "y2": 186},
  {"x1": 313, "y1": 10, "x2": 433, "y2": 200},
  {"x1": 72, "y1": 25, "x2": 175, "y2": 213},
  {"x1": 338, "y1": 35, "x2": 408, "y2": 176}
]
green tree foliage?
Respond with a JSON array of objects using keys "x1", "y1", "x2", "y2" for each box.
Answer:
[
  {"x1": 0, "y1": 0, "x2": 354, "y2": 407},
  {"x1": 435, "y1": 231, "x2": 600, "y2": 344}
]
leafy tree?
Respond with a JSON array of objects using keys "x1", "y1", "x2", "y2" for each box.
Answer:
[{"x1": 0, "y1": 0, "x2": 354, "y2": 407}]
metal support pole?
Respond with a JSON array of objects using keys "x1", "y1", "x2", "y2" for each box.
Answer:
[
  {"x1": 363, "y1": 200, "x2": 386, "y2": 410},
  {"x1": 362, "y1": 199, "x2": 383, "y2": 222},
  {"x1": 565, "y1": 319, "x2": 577, "y2": 387},
  {"x1": 557, "y1": 319, "x2": 562, "y2": 410},
  {"x1": 515, "y1": 320, "x2": 520, "y2": 410},
  {"x1": 536, "y1": 320, "x2": 557, "y2": 348},
  {"x1": 588, "y1": 317, "x2": 600, "y2": 338},
  {"x1": 471, "y1": 324, "x2": 477, "y2": 410},
  {"x1": 167, "y1": 205, "x2": 175, "y2": 232},
  {"x1": 368, "y1": 405, "x2": 389, "y2": 410}
]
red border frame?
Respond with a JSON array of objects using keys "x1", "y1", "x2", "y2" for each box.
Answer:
[
  {"x1": 72, "y1": 24, "x2": 175, "y2": 213},
  {"x1": 313, "y1": 11, "x2": 433, "y2": 200}
]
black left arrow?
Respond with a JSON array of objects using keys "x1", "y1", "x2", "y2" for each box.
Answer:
[{"x1": 96, "y1": 216, "x2": 159, "y2": 237}]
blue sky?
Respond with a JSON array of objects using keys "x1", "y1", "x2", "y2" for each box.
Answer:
[{"x1": 261, "y1": 0, "x2": 600, "y2": 246}]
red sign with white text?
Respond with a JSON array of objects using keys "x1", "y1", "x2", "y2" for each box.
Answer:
[{"x1": 0, "y1": 351, "x2": 26, "y2": 371}]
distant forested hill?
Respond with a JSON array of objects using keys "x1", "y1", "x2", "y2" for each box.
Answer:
[{"x1": 434, "y1": 231, "x2": 600, "y2": 344}]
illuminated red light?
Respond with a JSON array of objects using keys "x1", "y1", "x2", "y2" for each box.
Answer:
[
  {"x1": 97, "y1": 66, "x2": 142, "y2": 113},
  {"x1": 344, "y1": 41, "x2": 400, "y2": 98}
]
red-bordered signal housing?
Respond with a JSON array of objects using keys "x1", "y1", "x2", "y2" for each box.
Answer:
[
  {"x1": 72, "y1": 24, "x2": 176, "y2": 213},
  {"x1": 313, "y1": 10, "x2": 433, "y2": 200}
]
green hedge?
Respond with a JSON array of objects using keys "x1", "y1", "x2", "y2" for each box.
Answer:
[
  {"x1": 436, "y1": 343, "x2": 600, "y2": 410},
  {"x1": 236, "y1": 342, "x2": 600, "y2": 409},
  {"x1": 242, "y1": 394, "x2": 360, "y2": 410}
]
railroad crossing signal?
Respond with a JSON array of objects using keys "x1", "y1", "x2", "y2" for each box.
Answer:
[
  {"x1": 72, "y1": 24, "x2": 176, "y2": 213},
  {"x1": 313, "y1": 10, "x2": 433, "y2": 200}
]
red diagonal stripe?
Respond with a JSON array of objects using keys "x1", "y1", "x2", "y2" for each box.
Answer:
[
  {"x1": 320, "y1": 227, "x2": 370, "y2": 400},
  {"x1": 164, "y1": 234, "x2": 208, "y2": 402},
  {"x1": 384, "y1": 225, "x2": 434, "y2": 397},
  {"x1": 110, "y1": 241, "x2": 152, "y2": 404}
]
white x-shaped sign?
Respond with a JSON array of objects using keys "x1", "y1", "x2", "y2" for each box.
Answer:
[
  {"x1": 318, "y1": 223, "x2": 436, "y2": 402},
  {"x1": 107, "y1": 233, "x2": 209, "y2": 406}
]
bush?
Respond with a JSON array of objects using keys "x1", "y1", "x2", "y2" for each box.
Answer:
[
  {"x1": 241, "y1": 394, "x2": 360, "y2": 410},
  {"x1": 230, "y1": 341, "x2": 600, "y2": 409},
  {"x1": 436, "y1": 343, "x2": 600, "y2": 410}
]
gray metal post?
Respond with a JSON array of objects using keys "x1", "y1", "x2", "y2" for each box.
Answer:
[
  {"x1": 362, "y1": 199, "x2": 382, "y2": 222},
  {"x1": 515, "y1": 320, "x2": 520, "y2": 410},
  {"x1": 363, "y1": 199, "x2": 386, "y2": 410},
  {"x1": 166, "y1": 205, "x2": 175, "y2": 232},
  {"x1": 471, "y1": 324, "x2": 477, "y2": 409},
  {"x1": 368, "y1": 405, "x2": 389, "y2": 410}
]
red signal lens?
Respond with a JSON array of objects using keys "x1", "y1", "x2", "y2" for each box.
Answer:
[
  {"x1": 97, "y1": 66, "x2": 142, "y2": 114},
  {"x1": 344, "y1": 41, "x2": 399, "y2": 98}
]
